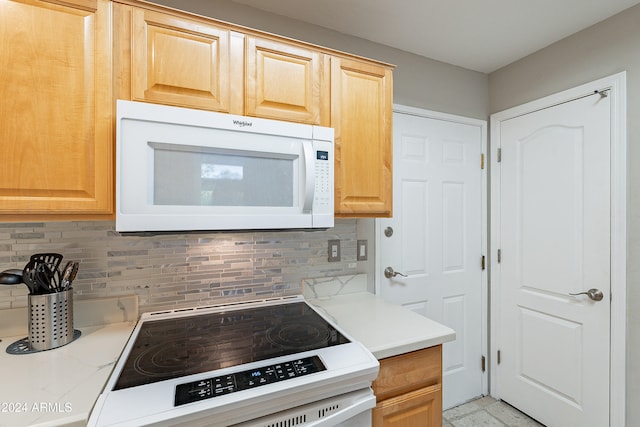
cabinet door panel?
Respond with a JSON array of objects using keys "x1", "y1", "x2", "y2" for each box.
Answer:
[
  {"x1": 373, "y1": 385, "x2": 442, "y2": 427},
  {"x1": 0, "y1": 0, "x2": 112, "y2": 214},
  {"x1": 132, "y1": 9, "x2": 241, "y2": 113},
  {"x1": 246, "y1": 37, "x2": 328, "y2": 124},
  {"x1": 374, "y1": 346, "x2": 442, "y2": 402},
  {"x1": 332, "y1": 57, "x2": 392, "y2": 217}
]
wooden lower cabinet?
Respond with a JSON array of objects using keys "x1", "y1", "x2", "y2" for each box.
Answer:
[
  {"x1": 372, "y1": 385, "x2": 442, "y2": 427},
  {"x1": 372, "y1": 346, "x2": 443, "y2": 427}
]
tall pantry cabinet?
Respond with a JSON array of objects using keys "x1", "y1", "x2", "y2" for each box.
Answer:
[{"x1": 0, "y1": 0, "x2": 113, "y2": 217}]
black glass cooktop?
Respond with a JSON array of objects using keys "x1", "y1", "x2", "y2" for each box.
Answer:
[{"x1": 113, "y1": 302, "x2": 350, "y2": 390}]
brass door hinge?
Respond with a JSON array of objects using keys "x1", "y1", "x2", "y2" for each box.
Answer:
[
  {"x1": 497, "y1": 148, "x2": 502, "y2": 162},
  {"x1": 497, "y1": 350, "x2": 501, "y2": 365},
  {"x1": 481, "y1": 255, "x2": 486, "y2": 270},
  {"x1": 481, "y1": 355, "x2": 486, "y2": 372},
  {"x1": 481, "y1": 153, "x2": 485, "y2": 169}
]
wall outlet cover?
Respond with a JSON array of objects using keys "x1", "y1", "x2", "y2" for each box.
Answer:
[
  {"x1": 357, "y1": 240, "x2": 368, "y2": 261},
  {"x1": 328, "y1": 239, "x2": 341, "y2": 262}
]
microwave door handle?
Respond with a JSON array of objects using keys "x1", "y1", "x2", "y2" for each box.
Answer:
[{"x1": 302, "y1": 140, "x2": 315, "y2": 213}]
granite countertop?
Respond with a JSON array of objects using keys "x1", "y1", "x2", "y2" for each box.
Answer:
[
  {"x1": 0, "y1": 296, "x2": 138, "y2": 427},
  {"x1": 304, "y1": 275, "x2": 456, "y2": 359}
]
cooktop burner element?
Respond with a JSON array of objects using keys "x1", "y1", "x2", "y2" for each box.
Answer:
[
  {"x1": 113, "y1": 302, "x2": 349, "y2": 390},
  {"x1": 266, "y1": 320, "x2": 335, "y2": 349}
]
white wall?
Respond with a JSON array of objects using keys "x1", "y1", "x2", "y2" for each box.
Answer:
[{"x1": 489, "y1": 4, "x2": 640, "y2": 425}]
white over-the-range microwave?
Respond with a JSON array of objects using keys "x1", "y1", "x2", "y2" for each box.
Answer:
[{"x1": 116, "y1": 100, "x2": 334, "y2": 232}]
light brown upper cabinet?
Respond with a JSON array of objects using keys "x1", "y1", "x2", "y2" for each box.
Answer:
[
  {"x1": 245, "y1": 36, "x2": 329, "y2": 125},
  {"x1": 120, "y1": 6, "x2": 244, "y2": 114},
  {"x1": 2, "y1": 0, "x2": 393, "y2": 219},
  {"x1": 0, "y1": 0, "x2": 113, "y2": 216},
  {"x1": 332, "y1": 57, "x2": 393, "y2": 217}
]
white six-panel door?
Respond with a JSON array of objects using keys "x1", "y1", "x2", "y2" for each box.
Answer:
[{"x1": 377, "y1": 106, "x2": 487, "y2": 410}]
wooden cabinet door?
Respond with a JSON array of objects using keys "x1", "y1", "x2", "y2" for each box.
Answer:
[
  {"x1": 0, "y1": 0, "x2": 112, "y2": 214},
  {"x1": 374, "y1": 346, "x2": 442, "y2": 402},
  {"x1": 372, "y1": 385, "x2": 442, "y2": 427},
  {"x1": 246, "y1": 37, "x2": 329, "y2": 124},
  {"x1": 130, "y1": 8, "x2": 243, "y2": 113},
  {"x1": 331, "y1": 57, "x2": 393, "y2": 217}
]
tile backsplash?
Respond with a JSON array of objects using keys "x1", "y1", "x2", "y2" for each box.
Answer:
[{"x1": 0, "y1": 220, "x2": 358, "y2": 313}]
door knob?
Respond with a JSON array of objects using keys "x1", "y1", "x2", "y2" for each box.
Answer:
[
  {"x1": 384, "y1": 267, "x2": 407, "y2": 279},
  {"x1": 569, "y1": 288, "x2": 604, "y2": 301}
]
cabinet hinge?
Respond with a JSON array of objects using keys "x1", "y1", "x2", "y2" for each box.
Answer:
[
  {"x1": 481, "y1": 355, "x2": 486, "y2": 372},
  {"x1": 497, "y1": 249, "x2": 501, "y2": 263},
  {"x1": 481, "y1": 255, "x2": 486, "y2": 270},
  {"x1": 497, "y1": 350, "x2": 501, "y2": 365},
  {"x1": 481, "y1": 153, "x2": 485, "y2": 170},
  {"x1": 497, "y1": 148, "x2": 502, "y2": 162}
]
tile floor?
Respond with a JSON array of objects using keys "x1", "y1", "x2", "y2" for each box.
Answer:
[{"x1": 443, "y1": 396, "x2": 545, "y2": 427}]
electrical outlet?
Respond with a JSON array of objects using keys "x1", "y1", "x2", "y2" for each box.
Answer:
[
  {"x1": 328, "y1": 239, "x2": 341, "y2": 262},
  {"x1": 357, "y1": 240, "x2": 368, "y2": 261}
]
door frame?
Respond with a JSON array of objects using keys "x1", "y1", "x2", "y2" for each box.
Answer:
[
  {"x1": 375, "y1": 104, "x2": 489, "y2": 398},
  {"x1": 489, "y1": 72, "x2": 627, "y2": 426}
]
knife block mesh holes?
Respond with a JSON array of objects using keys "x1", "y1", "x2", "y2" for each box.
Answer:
[{"x1": 28, "y1": 289, "x2": 74, "y2": 351}]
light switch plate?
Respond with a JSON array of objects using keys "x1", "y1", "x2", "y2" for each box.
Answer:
[
  {"x1": 357, "y1": 240, "x2": 368, "y2": 261},
  {"x1": 328, "y1": 239, "x2": 341, "y2": 262}
]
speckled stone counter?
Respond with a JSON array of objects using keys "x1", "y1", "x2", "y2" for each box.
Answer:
[
  {"x1": 304, "y1": 275, "x2": 455, "y2": 359},
  {"x1": 0, "y1": 296, "x2": 137, "y2": 427}
]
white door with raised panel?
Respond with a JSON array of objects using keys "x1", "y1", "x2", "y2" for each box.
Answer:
[
  {"x1": 494, "y1": 92, "x2": 611, "y2": 427},
  {"x1": 377, "y1": 107, "x2": 487, "y2": 410}
]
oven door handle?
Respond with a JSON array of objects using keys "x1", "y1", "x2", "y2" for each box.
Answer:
[{"x1": 307, "y1": 389, "x2": 376, "y2": 426}]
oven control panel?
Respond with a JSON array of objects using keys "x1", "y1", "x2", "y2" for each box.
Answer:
[{"x1": 175, "y1": 356, "x2": 326, "y2": 406}]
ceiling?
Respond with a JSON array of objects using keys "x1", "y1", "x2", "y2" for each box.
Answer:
[{"x1": 231, "y1": 0, "x2": 640, "y2": 73}]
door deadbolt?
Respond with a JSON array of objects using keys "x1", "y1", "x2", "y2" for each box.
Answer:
[{"x1": 384, "y1": 227, "x2": 394, "y2": 237}]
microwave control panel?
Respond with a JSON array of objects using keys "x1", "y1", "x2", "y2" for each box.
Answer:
[{"x1": 314, "y1": 149, "x2": 332, "y2": 210}]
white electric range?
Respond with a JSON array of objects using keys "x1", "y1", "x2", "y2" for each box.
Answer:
[{"x1": 88, "y1": 296, "x2": 379, "y2": 426}]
